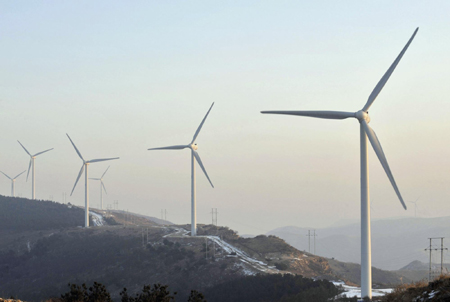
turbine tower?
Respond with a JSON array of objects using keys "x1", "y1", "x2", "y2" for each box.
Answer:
[
  {"x1": 148, "y1": 103, "x2": 215, "y2": 236},
  {"x1": 17, "y1": 141, "x2": 54, "y2": 199},
  {"x1": 66, "y1": 134, "x2": 119, "y2": 227},
  {"x1": 0, "y1": 170, "x2": 26, "y2": 197},
  {"x1": 89, "y1": 166, "x2": 110, "y2": 210},
  {"x1": 261, "y1": 28, "x2": 418, "y2": 299}
]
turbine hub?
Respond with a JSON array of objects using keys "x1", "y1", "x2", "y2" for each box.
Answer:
[
  {"x1": 190, "y1": 144, "x2": 198, "y2": 150},
  {"x1": 356, "y1": 110, "x2": 371, "y2": 123}
]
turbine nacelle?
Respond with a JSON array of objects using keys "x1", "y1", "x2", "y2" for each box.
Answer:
[
  {"x1": 356, "y1": 110, "x2": 371, "y2": 123},
  {"x1": 190, "y1": 143, "x2": 198, "y2": 151}
]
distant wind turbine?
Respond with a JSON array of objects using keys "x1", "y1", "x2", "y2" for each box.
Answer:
[
  {"x1": 0, "y1": 170, "x2": 26, "y2": 197},
  {"x1": 409, "y1": 197, "x2": 420, "y2": 218},
  {"x1": 148, "y1": 103, "x2": 215, "y2": 236},
  {"x1": 17, "y1": 141, "x2": 54, "y2": 199},
  {"x1": 89, "y1": 166, "x2": 110, "y2": 210},
  {"x1": 66, "y1": 134, "x2": 119, "y2": 227},
  {"x1": 261, "y1": 28, "x2": 418, "y2": 299}
]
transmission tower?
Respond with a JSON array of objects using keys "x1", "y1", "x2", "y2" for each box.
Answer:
[
  {"x1": 306, "y1": 230, "x2": 318, "y2": 254},
  {"x1": 211, "y1": 208, "x2": 218, "y2": 226},
  {"x1": 425, "y1": 237, "x2": 448, "y2": 281}
]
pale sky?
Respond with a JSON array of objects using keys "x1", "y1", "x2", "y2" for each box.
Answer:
[{"x1": 1, "y1": 1, "x2": 450, "y2": 235}]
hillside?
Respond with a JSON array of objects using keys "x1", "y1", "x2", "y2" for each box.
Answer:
[
  {"x1": 267, "y1": 217, "x2": 450, "y2": 270},
  {"x1": 0, "y1": 195, "x2": 408, "y2": 301},
  {"x1": 0, "y1": 195, "x2": 86, "y2": 230},
  {"x1": 0, "y1": 224, "x2": 340, "y2": 301},
  {"x1": 381, "y1": 276, "x2": 450, "y2": 301}
]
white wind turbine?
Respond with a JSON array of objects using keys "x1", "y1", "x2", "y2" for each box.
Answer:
[
  {"x1": 148, "y1": 103, "x2": 215, "y2": 236},
  {"x1": 89, "y1": 166, "x2": 110, "y2": 210},
  {"x1": 261, "y1": 28, "x2": 418, "y2": 299},
  {"x1": 66, "y1": 134, "x2": 119, "y2": 227},
  {"x1": 17, "y1": 141, "x2": 54, "y2": 200},
  {"x1": 0, "y1": 170, "x2": 26, "y2": 197},
  {"x1": 410, "y1": 197, "x2": 420, "y2": 218}
]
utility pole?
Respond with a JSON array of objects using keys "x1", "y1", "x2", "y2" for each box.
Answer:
[
  {"x1": 211, "y1": 208, "x2": 218, "y2": 226},
  {"x1": 205, "y1": 237, "x2": 208, "y2": 259},
  {"x1": 442, "y1": 238, "x2": 445, "y2": 276},
  {"x1": 306, "y1": 230, "x2": 318, "y2": 254},
  {"x1": 160, "y1": 209, "x2": 167, "y2": 222},
  {"x1": 307, "y1": 230, "x2": 311, "y2": 253},
  {"x1": 425, "y1": 237, "x2": 448, "y2": 281},
  {"x1": 313, "y1": 230, "x2": 318, "y2": 255}
]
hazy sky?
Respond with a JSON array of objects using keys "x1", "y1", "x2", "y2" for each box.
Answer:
[{"x1": 1, "y1": 1, "x2": 450, "y2": 235}]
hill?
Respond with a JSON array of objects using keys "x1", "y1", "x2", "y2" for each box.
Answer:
[
  {"x1": 0, "y1": 195, "x2": 86, "y2": 231},
  {"x1": 0, "y1": 223, "x2": 341, "y2": 301},
  {"x1": 267, "y1": 217, "x2": 450, "y2": 270},
  {"x1": 0, "y1": 195, "x2": 408, "y2": 301}
]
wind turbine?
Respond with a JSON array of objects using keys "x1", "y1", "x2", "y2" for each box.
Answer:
[
  {"x1": 261, "y1": 28, "x2": 418, "y2": 299},
  {"x1": 409, "y1": 197, "x2": 420, "y2": 218},
  {"x1": 0, "y1": 170, "x2": 26, "y2": 197},
  {"x1": 148, "y1": 103, "x2": 215, "y2": 236},
  {"x1": 89, "y1": 166, "x2": 110, "y2": 210},
  {"x1": 17, "y1": 141, "x2": 54, "y2": 199},
  {"x1": 66, "y1": 134, "x2": 119, "y2": 227}
]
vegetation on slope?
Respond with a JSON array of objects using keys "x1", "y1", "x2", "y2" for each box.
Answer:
[
  {"x1": 381, "y1": 276, "x2": 450, "y2": 301},
  {"x1": 97, "y1": 209, "x2": 159, "y2": 227},
  {"x1": 0, "y1": 197, "x2": 408, "y2": 301},
  {"x1": 49, "y1": 276, "x2": 339, "y2": 302},
  {"x1": 0, "y1": 225, "x2": 266, "y2": 302},
  {"x1": 203, "y1": 274, "x2": 339, "y2": 302},
  {"x1": 327, "y1": 258, "x2": 409, "y2": 287},
  {"x1": 55, "y1": 282, "x2": 204, "y2": 302},
  {"x1": 0, "y1": 195, "x2": 86, "y2": 230}
]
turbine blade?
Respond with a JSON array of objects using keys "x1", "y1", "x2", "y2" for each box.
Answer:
[
  {"x1": 70, "y1": 164, "x2": 85, "y2": 196},
  {"x1": 101, "y1": 166, "x2": 110, "y2": 178},
  {"x1": 362, "y1": 28, "x2": 419, "y2": 112},
  {"x1": 361, "y1": 120, "x2": 406, "y2": 210},
  {"x1": 191, "y1": 102, "x2": 214, "y2": 144},
  {"x1": 13, "y1": 170, "x2": 26, "y2": 180},
  {"x1": 66, "y1": 134, "x2": 84, "y2": 161},
  {"x1": 33, "y1": 148, "x2": 54, "y2": 157},
  {"x1": 89, "y1": 178, "x2": 101, "y2": 180},
  {"x1": 148, "y1": 145, "x2": 189, "y2": 151},
  {"x1": 0, "y1": 171, "x2": 11, "y2": 180},
  {"x1": 17, "y1": 140, "x2": 31, "y2": 156},
  {"x1": 192, "y1": 150, "x2": 214, "y2": 188},
  {"x1": 102, "y1": 181, "x2": 107, "y2": 194},
  {"x1": 26, "y1": 159, "x2": 32, "y2": 181},
  {"x1": 261, "y1": 110, "x2": 355, "y2": 120},
  {"x1": 87, "y1": 157, "x2": 119, "y2": 164}
]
